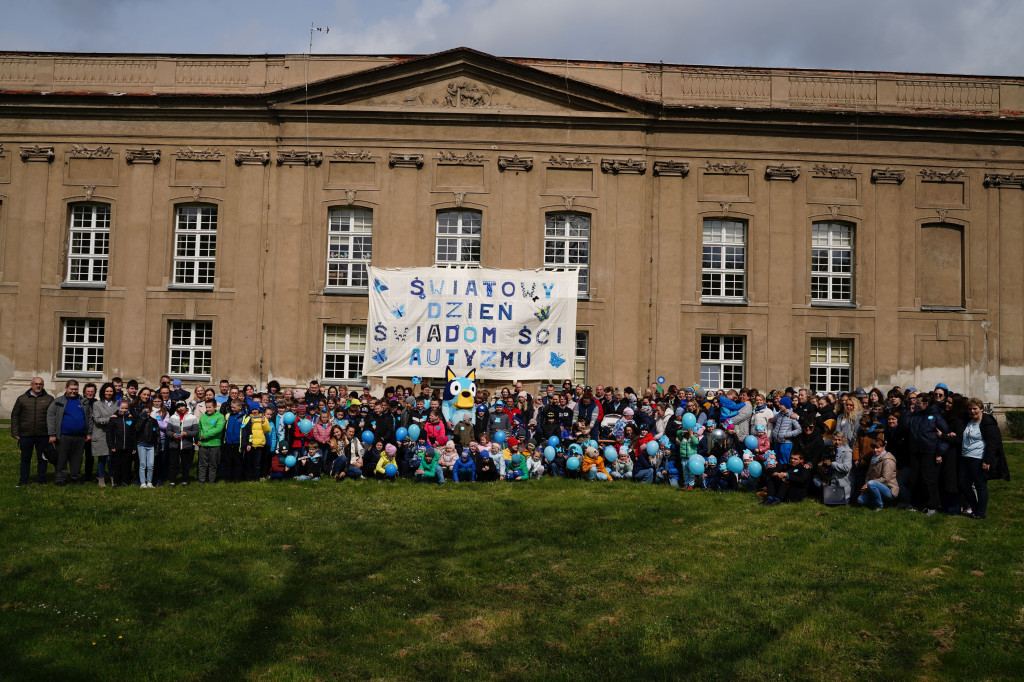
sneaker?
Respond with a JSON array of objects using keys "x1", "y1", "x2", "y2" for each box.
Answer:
[
  {"x1": 16, "y1": 481, "x2": 26, "y2": 487},
  {"x1": 873, "y1": 507, "x2": 884, "y2": 512},
  {"x1": 925, "y1": 508, "x2": 938, "y2": 516}
]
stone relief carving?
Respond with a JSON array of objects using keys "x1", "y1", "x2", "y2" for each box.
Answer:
[
  {"x1": 652, "y1": 160, "x2": 689, "y2": 177},
  {"x1": 388, "y1": 153, "x2": 424, "y2": 169},
  {"x1": 562, "y1": 196, "x2": 576, "y2": 211},
  {"x1": 441, "y1": 80, "x2": 506, "y2": 108},
  {"x1": 19, "y1": 145, "x2": 55, "y2": 162},
  {"x1": 234, "y1": 149, "x2": 271, "y2": 165},
  {"x1": 332, "y1": 149, "x2": 372, "y2": 161},
  {"x1": 919, "y1": 168, "x2": 965, "y2": 183},
  {"x1": 191, "y1": 186, "x2": 203, "y2": 201},
  {"x1": 983, "y1": 173, "x2": 1024, "y2": 189},
  {"x1": 277, "y1": 150, "x2": 323, "y2": 166},
  {"x1": 601, "y1": 158, "x2": 646, "y2": 174},
  {"x1": 83, "y1": 185, "x2": 96, "y2": 200},
  {"x1": 125, "y1": 147, "x2": 161, "y2": 164},
  {"x1": 364, "y1": 80, "x2": 514, "y2": 109},
  {"x1": 454, "y1": 192, "x2": 467, "y2": 208},
  {"x1": 497, "y1": 155, "x2": 533, "y2": 172},
  {"x1": 719, "y1": 202, "x2": 732, "y2": 215},
  {"x1": 345, "y1": 189, "x2": 357, "y2": 206},
  {"x1": 765, "y1": 164, "x2": 800, "y2": 180},
  {"x1": 871, "y1": 168, "x2": 906, "y2": 184},
  {"x1": 936, "y1": 208, "x2": 950, "y2": 223},
  {"x1": 70, "y1": 144, "x2": 114, "y2": 159},
  {"x1": 548, "y1": 155, "x2": 591, "y2": 168},
  {"x1": 437, "y1": 150, "x2": 485, "y2": 165},
  {"x1": 827, "y1": 205, "x2": 842, "y2": 219},
  {"x1": 703, "y1": 161, "x2": 748, "y2": 174},
  {"x1": 812, "y1": 163, "x2": 855, "y2": 178},
  {"x1": 176, "y1": 147, "x2": 224, "y2": 160}
]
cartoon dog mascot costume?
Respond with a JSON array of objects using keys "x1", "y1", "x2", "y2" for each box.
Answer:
[{"x1": 442, "y1": 366, "x2": 477, "y2": 426}]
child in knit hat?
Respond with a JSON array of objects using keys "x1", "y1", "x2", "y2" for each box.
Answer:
[
  {"x1": 374, "y1": 442, "x2": 398, "y2": 480},
  {"x1": 582, "y1": 445, "x2": 612, "y2": 481}
]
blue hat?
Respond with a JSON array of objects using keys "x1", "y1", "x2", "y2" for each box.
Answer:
[
  {"x1": 907, "y1": 387, "x2": 917, "y2": 393},
  {"x1": 675, "y1": 407, "x2": 685, "y2": 417},
  {"x1": 779, "y1": 397, "x2": 792, "y2": 409},
  {"x1": 494, "y1": 401, "x2": 504, "y2": 407},
  {"x1": 935, "y1": 382, "x2": 949, "y2": 391}
]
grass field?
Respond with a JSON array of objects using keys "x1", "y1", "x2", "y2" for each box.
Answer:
[{"x1": 1, "y1": 440, "x2": 1021, "y2": 681}]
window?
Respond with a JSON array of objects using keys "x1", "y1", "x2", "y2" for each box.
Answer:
[
  {"x1": 324, "y1": 325, "x2": 366, "y2": 381},
  {"x1": 173, "y1": 205, "x2": 217, "y2": 287},
  {"x1": 435, "y1": 210, "x2": 481, "y2": 266},
  {"x1": 811, "y1": 222, "x2": 853, "y2": 303},
  {"x1": 809, "y1": 338, "x2": 852, "y2": 393},
  {"x1": 702, "y1": 218, "x2": 746, "y2": 301},
  {"x1": 66, "y1": 203, "x2": 110, "y2": 284},
  {"x1": 327, "y1": 207, "x2": 372, "y2": 289},
  {"x1": 700, "y1": 335, "x2": 745, "y2": 390},
  {"x1": 169, "y1": 321, "x2": 212, "y2": 377},
  {"x1": 573, "y1": 331, "x2": 588, "y2": 384},
  {"x1": 544, "y1": 213, "x2": 591, "y2": 296},
  {"x1": 61, "y1": 319, "x2": 104, "y2": 374}
]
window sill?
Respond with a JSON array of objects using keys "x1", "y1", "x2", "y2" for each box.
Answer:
[
  {"x1": 921, "y1": 305, "x2": 966, "y2": 312},
  {"x1": 810, "y1": 300, "x2": 857, "y2": 309},
  {"x1": 323, "y1": 287, "x2": 369, "y2": 296},
  {"x1": 56, "y1": 371, "x2": 103, "y2": 379},
  {"x1": 169, "y1": 374, "x2": 212, "y2": 382},
  {"x1": 701, "y1": 297, "x2": 748, "y2": 306},
  {"x1": 61, "y1": 281, "x2": 107, "y2": 290},
  {"x1": 167, "y1": 284, "x2": 215, "y2": 292}
]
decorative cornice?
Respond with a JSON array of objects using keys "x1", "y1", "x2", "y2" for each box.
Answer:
[
  {"x1": 600, "y1": 157, "x2": 647, "y2": 175},
  {"x1": 69, "y1": 144, "x2": 113, "y2": 159},
  {"x1": 548, "y1": 154, "x2": 591, "y2": 168},
  {"x1": 652, "y1": 160, "x2": 690, "y2": 177},
  {"x1": 125, "y1": 147, "x2": 161, "y2": 164},
  {"x1": 703, "y1": 161, "x2": 748, "y2": 174},
  {"x1": 234, "y1": 149, "x2": 270, "y2": 166},
  {"x1": 278, "y1": 149, "x2": 323, "y2": 166},
  {"x1": 919, "y1": 168, "x2": 965, "y2": 183},
  {"x1": 19, "y1": 145, "x2": 55, "y2": 162},
  {"x1": 983, "y1": 172, "x2": 1024, "y2": 189},
  {"x1": 871, "y1": 167, "x2": 906, "y2": 184},
  {"x1": 497, "y1": 154, "x2": 533, "y2": 172},
  {"x1": 437, "y1": 150, "x2": 485, "y2": 165},
  {"x1": 331, "y1": 149, "x2": 372, "y2": 161},
  {"x1": 175, "y1": 146, "x2": 224, "y2": 160},
  {"x1": 388, "y1": 152, "x2": 424, "y2": 169},
  {"x1": 765, "y1": 164, "x2": 800, "y2": 181},
  {"x1": 812, "y1": 163, "x2": 855, "y2": 178}
]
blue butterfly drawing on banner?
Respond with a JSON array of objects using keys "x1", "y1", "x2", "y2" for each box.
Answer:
[
  {"x1": 534, "y1": 306, "x2": 551, "y2": 322},
  {"x1": 373, "y1": 278, "x2": 389, "y2": 294},
  {"x1": 391, "y1": 304, "x2": 405, "y2": 319},
  {"x1": 371, "y1": 348, "x2": 387, "y2": 364},
  {"x1": 549, "y1": 352, "x2": 566, "y2": 368}
]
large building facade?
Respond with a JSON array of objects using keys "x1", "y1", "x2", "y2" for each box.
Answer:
[{"x1": 1, "y1": 48, "x2": 1022, "y2": 414}]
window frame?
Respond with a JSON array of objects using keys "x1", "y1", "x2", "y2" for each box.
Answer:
[
  {"x1": 701, "y1": 218, "x2": 747, "y2": 304},
  {"x1": 168, "y1": 320, "x2": 213, "y2": 379},
  {"x1": 59, "y1": 318, "x2": 105, "y2": 377},
  {"x1": 810, "y1": 221, "x2": 855, "y2": 306},
  {"x1": 325, "y1": 207, "x2": 373, "y2": 293},
  {"x1": 64, "y1": 203, "x2": 111, "y2": 287},
  {"x1": 809, "y1": 338, "x2": 853, "y2": 394},
  {"x1": 700, "y1": 334, "x2": 746, "y2": 390},
  {"x1": 434, "y1": 209, "x2": 482, "y2": 267},
  {"x1": 543, "y1": 212, "x2": 591, "y2": 298},
  {"x1": 171, "y1": 204, "x2": 218, "y2": 290},
  {"x1": 323, "y1": 324, "x2": 366, "y2": 382}
]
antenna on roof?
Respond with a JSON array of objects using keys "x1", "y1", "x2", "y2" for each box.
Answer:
[{"x1": 309, "y1": 23, "x2": 330, "y2": 55}]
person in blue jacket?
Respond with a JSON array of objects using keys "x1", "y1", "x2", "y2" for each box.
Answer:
[
  {"x1": 906, "y1": 391, "x2": 949, "y2": 514},
  {"x1": 452, "y1": 449, "x2": 476, "y2": 482}
]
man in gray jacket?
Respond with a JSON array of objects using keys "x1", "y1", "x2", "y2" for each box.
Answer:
[
  {"x1": 11, "y1": 377, "x2": 54, "y2": 485},
  {"x1": 46, "y1": 380, "x2": 94, "y2": 485}
]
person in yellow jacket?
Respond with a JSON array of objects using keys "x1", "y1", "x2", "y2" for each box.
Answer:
[
  {"x1": 582, "y1": 445, "x2": 612, "y2": 481},
  {"x1": 241, "y1": 405, "x2": 272, "y2": 482},
  {"x1": 375, "y1": 442, "x2": 399, "y2": 480}
]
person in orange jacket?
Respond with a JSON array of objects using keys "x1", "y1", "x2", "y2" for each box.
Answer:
[{"x1": 581, "y1": 445, "x2": 612, "y2": 481}]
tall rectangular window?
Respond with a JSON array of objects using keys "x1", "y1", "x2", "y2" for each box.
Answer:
[
  {"x1": 61, "y1": 319, "x2": 104, "y2": 374},
  {"x1": 544, "y1": 213, "x2": 591, "y2": 296},
  {"x1": 700, "y1": 335, "x2": 745, "y2": 390},
  {"x1": 66, "y1": 203, "x2": 110, "y2": 284},
  {"x1": 809, "y1": 338, "x2": 853, "y2": 393},
  {"x1": 327, "y1": 207, "x2": 372, "y2": 289},
  {"x1": 324, "y1": 325, "x2": 366, "y2": 381},
  {"x1": 702, "y1": 218, "x2": 746, "y2": 301},
  {"x1": 573, "y1": 331, "x2": 589, "y2": 384},
  {"x1": 169, "y1": 321, "x2": 213, "y2": 377},
  {"x1": 811, "y1": 222, "x2": 853, "y2": 303},
  {"x1": 173, "y1": 205, "x2": 217, "y2": 287},
  {"x1": 435, "y1": 210, "x2": 481, "y2": 266}
]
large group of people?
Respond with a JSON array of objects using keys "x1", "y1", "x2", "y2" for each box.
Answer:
[{"x1": 10, "y1": 374, "x2": 1011, "y2": 519}]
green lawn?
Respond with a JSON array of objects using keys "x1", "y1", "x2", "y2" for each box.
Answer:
[{"x1": 1, "y1": 441, "x2": 1021, "y2": 681}]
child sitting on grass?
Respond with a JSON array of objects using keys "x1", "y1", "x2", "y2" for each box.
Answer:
[
  {"x1": 582, "y1": 445, "x2": 612, "y2": 481},
  {"x1": 505, "y1": 453, "x2": 528, "y2": 481},
  {"x1": 610, "y1": 446, "x2": 632, "y2": 480},
  {"x1": 375, "y1": 443, "x2": 398, "y2": 480},
  {"x1": 452, "y1": 449, "x2": 476, "y2": 482},
  {"x1": 527, "y1": 448, "x2": 545, "y2": 479},
  {"x1": 415, "y1": 449, "x2": 443, "y2": 484}
]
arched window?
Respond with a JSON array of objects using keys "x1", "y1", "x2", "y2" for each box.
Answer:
[{"x1": 435, "y1": 209, "x2": 481, "y2": 266}]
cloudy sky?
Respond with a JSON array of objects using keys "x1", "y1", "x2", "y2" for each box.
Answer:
[{"x1": 3, "y1": 0, "x2": 1022, "y2": 77}]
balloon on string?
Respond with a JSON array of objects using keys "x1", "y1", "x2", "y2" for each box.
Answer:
[
  {"x1": 688, "y1": 455, "x2": 705, "y2": 476},
  {"x1": 646, "y1": 441, "x2": 659, "y2": 456},
  {"x1": 603, "y1": 446, "x2": 617, "y2": 462},
  {"x1": 588, "y1": 439, "x2": 598, "y2": 450},
  {"x1": 744, "y1": 435, "x2": 759, "y2": 451},
  {"x1": 566, "y1": 456, "x2": 580, "y2": 471},
  {"x1": 298, "y1": 419, "x2": 313, "y2": 435},
  {"x1": 681, "y1": 413, "x2": 697, "y2": 430},
  {"x1": 727, "y1": 456, "x2": 743, "y2": 474},
  {"x1": 384, "y1": 463, "x2": 397, "y2": 477},
  {"x1": 361, "y1": 430, "x2": 375, "y2": 444},
  {"x1": 544, "y1": 446, "x2": 556, "y2": 462},
  {"x1": 282, "y1": 411, "x2": 296, "y2": 425},
  {"x1": 285, "y1": 455, "x2": 296, "y2": 467},
  {"x1": 407, "y1": 424, "x2": 421, "y2": 441},
  {"x1": 548, "y1": 435, "x2": 561, "y2": 448},
  {"x1": 748, "y1": 461, "x2": 763, "y2": 478},
  {"x1": 395, "y1": 427, "x2": 408, "y2": 442},
  {"x1": 494, "y1": 430, "x2": 506, "y2": 444},
  {"x1": 711, "y1": 428, "x2": 727, "y2": 443}
]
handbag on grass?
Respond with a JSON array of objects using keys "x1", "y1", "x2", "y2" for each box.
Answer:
[{"x1": 822, "y1": 478, "x2": 847, "y2": 506}]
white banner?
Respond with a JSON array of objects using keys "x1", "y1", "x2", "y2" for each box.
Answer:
[{"x1": 363, "y1": 267, "x2": 579, "y2": 381}]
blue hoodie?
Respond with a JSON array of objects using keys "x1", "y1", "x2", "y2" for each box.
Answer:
[
  {"x1": 453, "y1": 455, "x2": 476, "y2": 482},
  {"x1": 225, "y1": 411, "x2": 246, "y2": 445}
]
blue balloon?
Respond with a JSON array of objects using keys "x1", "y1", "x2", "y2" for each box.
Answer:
[
  {"x1": 396, "y1": 427, "x2": 408, "y2": 442},
  {"x1": 748, "y1": 461, "x2": 763, "y2": 478},
  {"x1": 544, "y1": 446, "x2": 556, "y2": 462},
  {"x1": 603, "y1": 446, "x2": 617, "y2": 462},
  {"x1": 384, "y1": 463, "x2": 397, "y2": 477},
  {"x1": 681, "y1": 413, "x2": 697, "y2": 430},
  {"x1": 284, "y1": 455, "x2": 296, "y2": 467},
  {"x1": 688, "y1": 455, "x2": 705, "y2": 476},
  {"x1": 282, "y1": 411, "x2": 296, "y2": 425},
  {"x1": 659, "y1": 436, "x2": 670, "y2": 447},
  {"x1": 566, "y1": 456, "x2": 580, "y2": 471},
  {"x1": 568, "y1": 443, "x2": 583, "y2": 458},
  {"x1": 744, "y1": 435, "x2": 759, "y2": 451},
  {"x1": 494, "y1": 430, "x2": 506, "y2": 444},
  {"x1": 646, "y1": 440, "x2": 659, "y2": 456},
  {"x1": 596, "y1": 472, "x2": 609, "y2": 481},
  {"x1": 727, "y1": 455, "x2": 744, "y2": 474},
  {"x1": 407, "y1": 424, "x2": 421, "y2": 441},
  {"x1": 587, "y1": 439, "x2": 598, "y2": 450},
  {"x1": 298, "y1": 419, "x2": 313, "y2": 435},
  {"x1": 361, "y1": 430, "x2": 375, "y2": 444},
  {"x1": 548, "y1": 435, "x2": 560, "y2": 448}
]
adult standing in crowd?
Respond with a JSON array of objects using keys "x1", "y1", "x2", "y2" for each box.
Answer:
[
  {"x1": 959, "y1": 397, "x2": 1010, "y2": 519},
  {"x1": 12, "y1": 377, "x2": 54, "y2": 486},
  {"x1": 46, "y1": 379, "x2": 94, "y2": 486},
  {"x1": 91, "y1": 382, "x2": 119, "y2": 486}
]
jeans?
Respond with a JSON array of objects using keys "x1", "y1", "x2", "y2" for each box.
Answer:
[
  {"x1": 958, "y1": 457, "x2": 989, "y2": 517},
  {"x1": 137, "y1": 443, "x2": 155, "y2": 485},
  {"x1": 585, "y1": 468, "x2": 609, "y2": 481},
  {"x1": 18, "y1": 436, "x2": 52, "y2": 484},
  {"x1": 777, "y1": 442, "x2": 793, "y2": 465},
  {"x1": 96, "y1": 454, "x2": 108, "y2": 481},
  {"x1": 858, "y1": 479, "x2": 895, "y2": 508},
  {"x1": 633, "y1": 468, "x2": 654, "y2": 483},
  {"x1": 682, "y1": 467, "x2": 695, "y2": 487},
  {"x1": 416, "y1": 470, "x2": 444, "y2": 484},
  {"x1": 55, "y1": 435, "x2": 86, "y2": 485}
]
